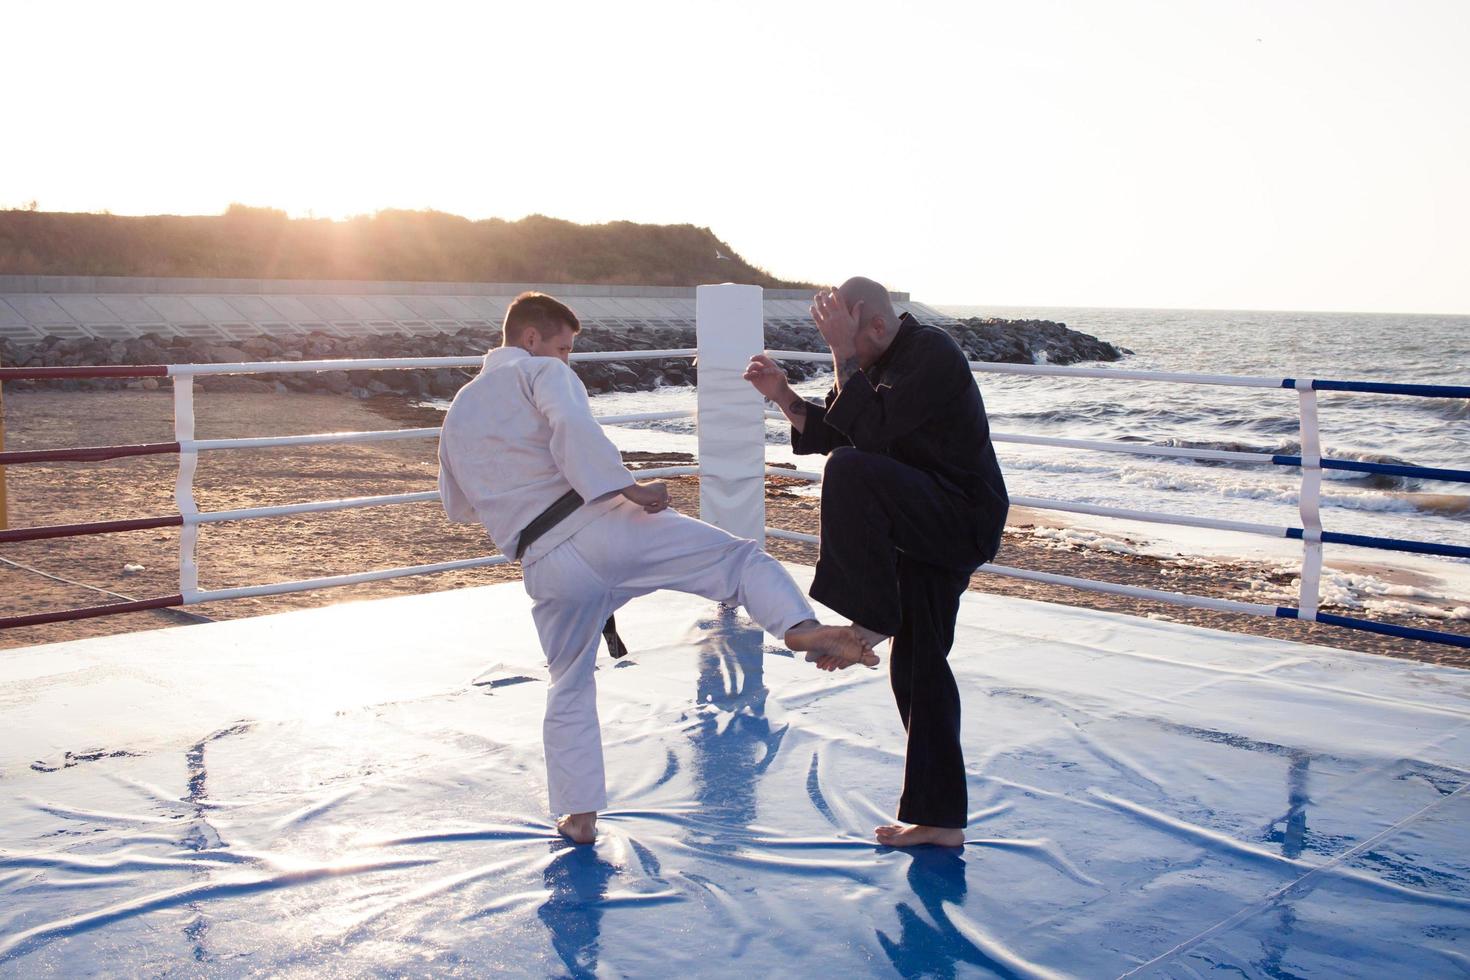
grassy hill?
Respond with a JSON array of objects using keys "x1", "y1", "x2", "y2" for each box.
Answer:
[{"x1": 0, "y1": 206, "x2": 809, "y2": 287}]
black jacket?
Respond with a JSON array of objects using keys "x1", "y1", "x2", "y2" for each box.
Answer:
[{"x1": 791, "y1": 313, "x2": 1010, "y2": 558}]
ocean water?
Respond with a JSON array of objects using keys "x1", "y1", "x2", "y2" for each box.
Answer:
[
  {"x1": 942, "y1": 306, "x2": 1469, "y2": 542},
  {"x1": 433, "y1": 306, "x2": 1470, "y2": 607},
  {"x1": 584, "y1": 307, "x2": 1465, "y2": 530}
]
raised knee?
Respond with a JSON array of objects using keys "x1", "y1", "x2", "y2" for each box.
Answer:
[
  {"x1": 823, "y1": 447, "x2": 882, "y2": 498},
  {"x1": 825, "y1": 446, "x2": 872, "y2": 482}
]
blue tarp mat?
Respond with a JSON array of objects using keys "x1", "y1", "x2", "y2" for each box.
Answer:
[{"x1": 2, "y1": 572, "x2": 1467, "y2": 976}]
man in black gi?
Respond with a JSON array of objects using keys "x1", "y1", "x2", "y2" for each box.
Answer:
[{"x1": 744, "y1": 276, "x2": 1009, "y2": 847}]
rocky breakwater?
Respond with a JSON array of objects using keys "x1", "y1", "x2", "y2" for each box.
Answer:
[
  {"x1": 0, "y1": 315, "x2": 1127, "y2": 399},
  {"x1": 0, "y1": 324, "x2": 707, "y2": 400},
  {"x1": 763, "y1": 315, "x2": 1130, "y2": 367},
  {"x1": 948, "y1": 316, "x2": 1130, "y2": 365}
]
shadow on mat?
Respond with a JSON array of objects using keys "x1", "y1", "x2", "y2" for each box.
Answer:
[{"x1": 876, "y1": 848, "x2": 1029, "y2": 979}]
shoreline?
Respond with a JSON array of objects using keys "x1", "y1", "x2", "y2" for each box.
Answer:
[{"x1": 0, "y1": 388, "x2": 1465, "y2": 667}]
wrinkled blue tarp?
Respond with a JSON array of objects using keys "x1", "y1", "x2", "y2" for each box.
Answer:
[{"x1": 2, "y1": 572, "x2": 1467, "y2": 977}]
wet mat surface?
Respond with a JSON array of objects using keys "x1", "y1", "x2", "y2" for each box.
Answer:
[{"x1": 2, "y1": 569, "x2": 1468, "y2": 977}]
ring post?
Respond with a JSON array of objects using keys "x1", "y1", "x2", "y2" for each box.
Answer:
[
  {"x1": 695, "y1": 283, "x2": 766, "y2": 544},
  {"x1": 1295, "y1": 385, "x2": 1324, "y2": 620},
  {"x1": 173, "y1": 376, "x2": 201, "y2": 599}
]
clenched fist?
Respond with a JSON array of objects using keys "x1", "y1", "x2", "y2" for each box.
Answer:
[{"x1": 621, "y1": 480, "x2": 671, "y2": 513}]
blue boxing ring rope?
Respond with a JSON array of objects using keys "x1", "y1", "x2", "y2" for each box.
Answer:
[{"x1": 764, "y1": 351, "x2": 1470, "y2": 650}]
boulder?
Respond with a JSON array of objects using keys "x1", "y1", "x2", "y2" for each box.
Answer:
[
  {"x1": 318, "y1": 371, "x2": 351, "y2": 394},
  {"x1": 198, "y1": 376, "x2": 277, "y2": 393},
  {"x1": 608, "y1": 363, "x2": 640, "y2": 386},
  {"x1": 203, "y1": 345, "x2": 252, "y2": 364},
  {"x1": 429, "y1": 369, "x2": 462, "y2": 398}
]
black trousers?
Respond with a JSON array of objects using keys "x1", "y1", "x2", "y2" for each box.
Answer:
[{"x1": 810, "y1": 448, "x2": 991, "y2": 829}]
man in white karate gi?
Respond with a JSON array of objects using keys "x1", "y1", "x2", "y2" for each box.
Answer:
[{"x1": 439, "y1": 292, "x2": 875, "y2": 844}]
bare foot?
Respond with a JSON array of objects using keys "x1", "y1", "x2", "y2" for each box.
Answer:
[
  {"x1": 556, "y1": 811, "x2": 597, "y2": 844},
  {"x1": 811, "y1": 651, "x2": 874, "y2": 672},
  {"x1": 875, "y1": 823, "x2": 965, "y2": 848},
  {"x1": 785, "y1": 624, "x2": 879, "y2": 669}
]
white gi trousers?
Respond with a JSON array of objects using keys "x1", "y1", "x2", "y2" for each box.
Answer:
[{"x1": 523, "y1": 498, "x2": 814, "y2": 815}]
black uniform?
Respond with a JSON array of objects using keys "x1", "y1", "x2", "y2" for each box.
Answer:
[{"x1": 792, "y1": 314, "x2": 1008, "y2": 829}]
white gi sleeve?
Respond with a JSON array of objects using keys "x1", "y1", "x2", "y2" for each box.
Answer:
[
  {"x1": 531, "y1": 360, "x2": 635, "y2": 502},
  {"x1": 437, "y1": 442, "x2": 478, "y2": 523}
]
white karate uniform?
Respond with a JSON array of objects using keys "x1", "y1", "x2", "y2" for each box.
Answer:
[{"x1": 439, "y1": 346, "x2": 815, "y2": 814}]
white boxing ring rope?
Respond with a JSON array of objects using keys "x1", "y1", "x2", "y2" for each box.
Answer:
[
  {"x1": 2, "y1": 291, "x2": 1466, "y2": 649},
  {"x1": 165, "y1": 353, "x2": 700, "y2": 607},
  {"x1": 763, "y1": 526, "x2": 1284, "y2": 619},
  {"x1": 762, "y1": 461, "x2": 1293, "y2": 538}
]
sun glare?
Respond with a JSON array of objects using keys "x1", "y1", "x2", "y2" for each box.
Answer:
[{"x1": 1, "y1": 0, "x2": 1467, "y2": 311}]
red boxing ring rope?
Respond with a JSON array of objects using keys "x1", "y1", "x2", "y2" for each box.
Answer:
[
  {"x1": 0, "y1": 442, "x2": 181, "y2": 466},
  {"x1": 0, "y1": 595, "x2": 187, "y2": 630},
  {"x1": 0, "y1": 515, "x2": 184, "y2": 544},
  {"x1": 0, "y1": 365, "x2": 170, "y2": 381}
]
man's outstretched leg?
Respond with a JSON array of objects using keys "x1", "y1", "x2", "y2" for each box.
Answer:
[
  {"x1": 527, "y1": 502, "x2": 875, "y2": 846},
  {"x1": 875, "y1": 556, "x2": 970, "y2": 848},
  {"x1": 583, "y1": 502, "x2": 877, "y2": 669}
]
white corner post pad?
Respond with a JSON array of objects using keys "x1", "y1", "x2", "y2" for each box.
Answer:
[
  {"x1": 696, "y1": 283, "x2": 766, "y2": 544},
  {"x1": 173, "y1": 375, "x2": 201, "y2": 599},
  {"x1": 1295, "y1": 385, "x2": 1324, "y2": 621}
]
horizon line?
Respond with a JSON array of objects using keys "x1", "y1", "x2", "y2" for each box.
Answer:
[{"x1": 935, "y1": 300, "x2": 1470, "y2": 319}]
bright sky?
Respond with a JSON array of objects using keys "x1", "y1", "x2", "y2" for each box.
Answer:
[{"x1": 4, "y1": 0, "x2": 1467, "y2": 313}]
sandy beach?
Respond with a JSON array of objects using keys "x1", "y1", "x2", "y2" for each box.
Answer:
[{"x1": 1, "y1": 388, "x2": 1465, "y2": 667}]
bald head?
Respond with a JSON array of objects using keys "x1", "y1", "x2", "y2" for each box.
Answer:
[
  {"x1": 837, "y1": 276, "x2": 899, "y2": 338},
  {"x1": 833, "y1": 276, "x2": 901, "y2": 368}
]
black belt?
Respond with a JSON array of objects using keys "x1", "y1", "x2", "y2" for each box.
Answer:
[{"x1": 515, "y1": 489, "x2": 630, "y2": 660}]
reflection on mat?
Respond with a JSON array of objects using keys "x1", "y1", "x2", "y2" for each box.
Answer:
[{"x1": 1, "y1": 580, "x2": 1468, "y2": 976}]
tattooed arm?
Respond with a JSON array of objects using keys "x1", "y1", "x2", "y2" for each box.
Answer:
[
  {"x1": 833, "y1": 350, "x2": 863, "y2": 392},
  {"x1": 744, "y1": 353, "x2": 811, "y2": 433},
  {"x1": 783, "y1": 393, "x2": 810, "y2": 433}
]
